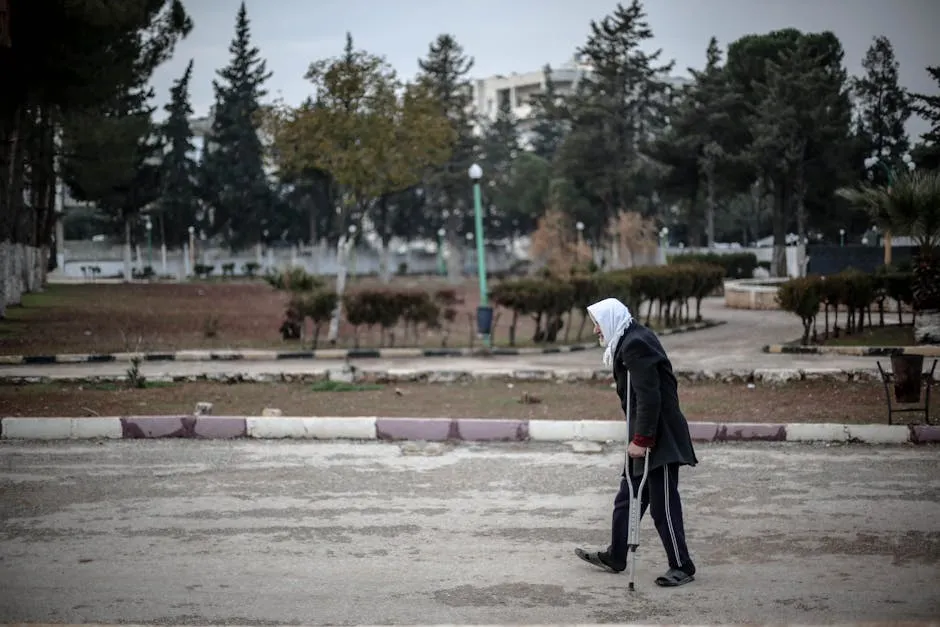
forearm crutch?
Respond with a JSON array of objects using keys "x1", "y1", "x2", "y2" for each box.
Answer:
[{"x1": 625, "y1": 448, "x2": 650, "y2": 591}]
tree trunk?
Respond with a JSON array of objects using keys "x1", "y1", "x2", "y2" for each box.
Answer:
[
  {"x1": 446, "y1": 233, "x2": 462, "y2": 284},
  {"x1": 327, "y1": 235, "x2": 351, "y2": 344},
  {"x1": 705, "y1": 167, "x2": 715, "y2": 249},
  {"x1": 123, "y1": 216, "x2": 133, "y2": 282},
  {"x1": 0, "y1": 240, "x2": 7, "y2": 318},
  {"x1": 771, "y1": 179, "x2": 787, "y2": 278}
]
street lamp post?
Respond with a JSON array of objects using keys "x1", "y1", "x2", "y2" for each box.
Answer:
[
  {"x1": 145, "y1": 217, "x2": 153, "y2": 272},
  {"x1": 187, "y1": 225, "x2": 195, "y2": 277},
  {"x1": 468, "y1": 163, "x2": 491, "y2": 348},
  {"x1": 839, "y1": 228, "x2": 846, "y2": 247},
  {"x1": 437, "y1": 228, "x2": 446, "y2": 276},
  {"x1": 864, "y1": 151, "x2": 915, "y2": 265}
]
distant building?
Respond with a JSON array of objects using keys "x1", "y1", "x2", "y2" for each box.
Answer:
[{"x1": 469, "y1": 57, "x2": 692, "y2": 147}]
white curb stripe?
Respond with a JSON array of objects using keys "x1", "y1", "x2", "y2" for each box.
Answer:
[
  {"x1": 845, "y1": 424, "x2": 910, "y2": 444},
  {"x1": 0, "y1": 417, "x2": 122, "y2": 440},
  {"x1": 785, "y1": 423, "x2": 849, "y2": 442},
  {"x1": 245, "y1": 417, "x2": 377, "y2": 440},
  {"x1": 70, "y1": 417, "x2": 123, "y2": 439},
  {"x1": 528, "y1": 420, "x2": 626, "y2": 443}
]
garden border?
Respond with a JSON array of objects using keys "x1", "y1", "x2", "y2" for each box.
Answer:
[
  {"x1": 0, "y1": 415, "x2": 936, "y2": 445},
  {"x1": 763, "y1": 344, "x2": 940, "y2": 357},
  {"x1": 0, "y1": 320, "x2": 724, "y2": 366},
  {"x1": 0, "y1": 365, "x2": 881, "y2": 385}
]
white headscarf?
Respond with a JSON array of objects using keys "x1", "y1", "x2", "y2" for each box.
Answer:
[{"x1": 587, "y1": 297, "x2": 635, "y2": 369}]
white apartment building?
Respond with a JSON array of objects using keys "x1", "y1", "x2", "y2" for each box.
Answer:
[{"x1": 469, "y1": 57, "x2": 692, "y2": 146}]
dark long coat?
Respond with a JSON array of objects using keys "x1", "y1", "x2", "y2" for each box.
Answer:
[{"x1": 612, "y1": 322, "x2": 699, "y2": 476}]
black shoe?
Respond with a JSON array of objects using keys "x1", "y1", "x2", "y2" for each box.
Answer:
[
  {"x1": 574, "y1": 548, "x2": 624, "y2": 573},
  {"x1": 654, "y1": 565, "x2": 695, "y2": 587}
]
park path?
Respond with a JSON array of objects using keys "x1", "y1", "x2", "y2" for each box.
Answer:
[
  {"x1": 1, "y1": 439, "x2": 937, "y2": 624},
  {"x1": 0, "y1": 297, "x2": 881, "y2": 379}
]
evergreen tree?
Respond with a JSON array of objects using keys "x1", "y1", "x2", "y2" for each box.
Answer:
[
  {"x1": 200, "y1": 1, "x2": 275, "y2": 250},
  {"x1": 157, "y1": 59, "x2": 200, "y2": 249},
  {"x1": 479, "y1": 102, "x2": 521, "y2": 239},
  {"x1": 647, "y1": 37, "x2": 739, "y2": 246},
  {"x1": 59, "y1": 9, "x2": 191, "y2": 280},
  {"x1": 554, "y1": 0, "x2": 675, "y2": 242},
  {"x1": 853, "y1": 36, "x2": 912, "y2": 182},
  {"x1": 527, "y1": 65, "x2": 568, "y2": 161},
  {"x1": 910, "y1": 66, "x2": 940, "y2": 171},
  {"x1": 0, "y1": 0, "x2": 190, "y2": 311},
  {"x1": 415, "y1": 34, "x2": 480, "y2": 282},
  {"x1": 726, "y1": 29, "x2": 854, "y2": 274}
]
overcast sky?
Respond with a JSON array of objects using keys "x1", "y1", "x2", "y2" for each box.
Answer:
[{"x1": 148, "y1": 0, "x2": 939, "y2": 141}]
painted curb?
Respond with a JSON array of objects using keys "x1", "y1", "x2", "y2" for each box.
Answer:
[
  {"x1": 0, "y1": 321, "x2": 725, "y2": 366},
  {"x1": 0, "y1": 416, "x2": 935, "y2": 445},
  {"x1": 763, "y1": 344, "x2": 940, "y2": 357},
  {"x1": 0, "y1": 366, "x2": 887, "y2": 386}
]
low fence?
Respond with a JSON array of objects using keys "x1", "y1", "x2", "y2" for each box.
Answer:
[
  {"x1": 58, "y1": 241, "x2": 521, "y2": 280},
  {"x1": 666, "y1": 245, "x2": 803, "y2": 278},
  {"x1": 806, "y1": 244, "x2": 917, "y2": 275}
]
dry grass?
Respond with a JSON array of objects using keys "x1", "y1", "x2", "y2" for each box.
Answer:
[
  {"x1": 0, "y1": 278, "x2": 603, "y2": 356},
  {"x1": 1, "y1": 378, "x2": 932, "y2": 425}
]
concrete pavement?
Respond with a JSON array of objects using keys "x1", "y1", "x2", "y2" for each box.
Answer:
[
  {"x1": 0, "y1": 299, "x2": 881, "y2": 380},
  {"x1": 0, "y1": 439, "x2": 937, "y2": 624}
]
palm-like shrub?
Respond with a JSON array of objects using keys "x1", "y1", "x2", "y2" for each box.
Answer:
[{"x1": 837, "y1": 169, "x2": 940, "y2": 343}]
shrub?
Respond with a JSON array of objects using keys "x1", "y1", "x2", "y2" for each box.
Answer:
[
  {"x1": 487, "y1": 263, "x2": 723, "y2": 345},
  {"x1": 777, "y1": 276, "x2": 823, "y2": 345},
  {"x1": 913, "y1": 251, "x2": 940, "y2": 312},
  {"x1": 668, "y1": 252, "x2": 758, "y2": 279},
  {"x1": 781, "y1": 269, "x2": 915, "y2": 344},
  {"x1": 265, "y1": 267, "x2": 324, "y2": 292},
  {"x1": 305, "y1": 290, "x2": 339, "y2": 349},
  {"x1": 882, "y1": 271, "x2": 914, "y2": 325}
]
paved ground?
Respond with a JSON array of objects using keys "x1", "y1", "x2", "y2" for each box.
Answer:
[
  {"x1": 0, "y1": 439, "x2": 937, "y2": 625},
  {"x1": 0, "y1": 299, "x2": 881, "y2": 380}
]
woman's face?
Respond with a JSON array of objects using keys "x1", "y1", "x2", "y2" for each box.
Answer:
[{"x1": 592, "y1": 317, "x2": 604, "y2": 345}]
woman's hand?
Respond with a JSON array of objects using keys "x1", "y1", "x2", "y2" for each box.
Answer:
[{"x1": 627, "y1": 442, "x2": 647, "y2": 458}]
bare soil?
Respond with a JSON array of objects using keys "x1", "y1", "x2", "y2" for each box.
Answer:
[
  {"x1": 0, "y1": 279, "x2": 649, "y2": 356},
  {"x1": 1, "y1": 378, "x2": 933, "y2": 424}
]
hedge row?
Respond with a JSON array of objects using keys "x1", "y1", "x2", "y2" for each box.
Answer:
[
  {"x1": 777, "y1": 269, "x2": 915, "y2": 345},
  {"x1": 668, "y1": 252, "x2": 758, "y2": 279},
  {"x1": 490, "y1": 263, "x2": 726, "y2": 344},
  {"x1": 280, "y1": 286, "x2": 460, "y2": 348}
]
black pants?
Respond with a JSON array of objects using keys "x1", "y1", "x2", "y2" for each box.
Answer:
[{"x1": 607, "y1": 461, "x2": 692, "y2": 571}]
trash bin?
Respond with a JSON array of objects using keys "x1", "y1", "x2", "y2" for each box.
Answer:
[{"x1": 476, "y1": 305, "x2": 494, "y2": 336}]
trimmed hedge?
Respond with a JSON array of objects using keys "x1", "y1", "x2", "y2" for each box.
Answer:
[
  {"x1": 491, "y1": 263, "x2": 725, "y2": 345},
  {"x1": 268, "y1": 264, "x2": 726, "y2": 348},
  {"x1": 668, "y1": 251, "x2": 758, "y2": 279},
  {"x1": 777, "y1": 268, "x2": 915, "y2": 345}
]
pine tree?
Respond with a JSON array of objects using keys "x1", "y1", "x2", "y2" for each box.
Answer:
[
  {"x1": 157, "y1": 59, "x2": 199, "y2": 249},
  {"x1": 200, "y1": 1, "x2": 274, "y2": 250},
  {"x1": 555, "y1": 0, "x2": 675, "y2": 242},
  {"x1": 910, "y1": 66, "x2": 940, "y2": 171},
  {"x1": 853, "y1": 36, "x2": 912, "y2": 181},
  {"x1": 479, "y1": 102, "x2": 520, "y2": 239},
  {"x1": 415, "y1": 34, "x2": 480, "y2": 282},
  {"x1": 527, "y1": 65, "x2": 568, "y2": 161},
  {"x1": 647, "y1": 37, "x2": 738, "y2": 246},
  {"x1": 59, "y1": 13, "x2": 190, "y2": 280}
]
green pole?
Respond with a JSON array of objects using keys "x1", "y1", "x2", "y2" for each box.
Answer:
[
  {"x1": 472, "y1": 181, "x2": 487, "y2": 306},
  {"x1": 437, "y1": 229, "x2": 446, "y2": 276}
]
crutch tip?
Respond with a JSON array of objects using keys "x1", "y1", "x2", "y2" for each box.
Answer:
[{"x1": 628, "y1": 582, "x2": 635, "y2": 591}]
